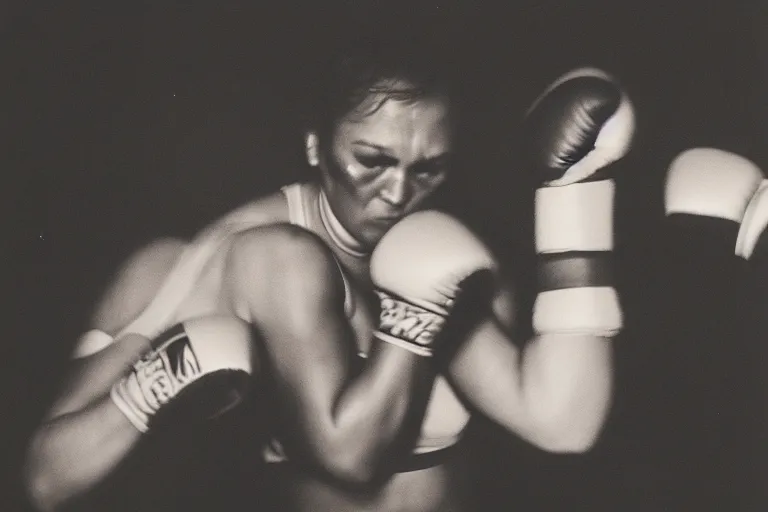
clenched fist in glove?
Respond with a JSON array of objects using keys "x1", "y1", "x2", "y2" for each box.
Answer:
[{"x1": 111, "y1": 316, "x2": 256, "y2": 433}]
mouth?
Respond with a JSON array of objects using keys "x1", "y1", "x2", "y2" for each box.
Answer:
[{"x1": 371, "y1": 215, "x2": 402, "y2": 226}]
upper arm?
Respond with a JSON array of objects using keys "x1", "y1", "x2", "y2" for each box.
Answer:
[
  {"x1": 445, "y1": 279, "x2": 526, "y2": 423},
  {"x1": 227, "y1": 225, "x2": 358, "y2": 452},
  {"x1": 446, "y1": 276, "x2": 613, "y2": 450}
]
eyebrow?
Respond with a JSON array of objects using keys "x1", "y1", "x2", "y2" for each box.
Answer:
[
  {"x1": 352, "y1": 140, "x2": 391, "y2": 152},
  {"x1": 352, "y1": 140, "x2": 451, "y2": 162}
]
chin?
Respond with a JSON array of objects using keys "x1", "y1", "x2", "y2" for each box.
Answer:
[{"x1": 359, "y1": 226, "x2": 388, "y2": 249}]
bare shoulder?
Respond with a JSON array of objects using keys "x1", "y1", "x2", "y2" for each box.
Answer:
[
  {"x1": 228, "y1": 223, "x2": 341, "y2": 288},
  {"x1": 90, "y1": 237, "x2": 187, "y2": 335},
  {"x1": 226, "y1": 224, "x2": 346, "y2": 321}
]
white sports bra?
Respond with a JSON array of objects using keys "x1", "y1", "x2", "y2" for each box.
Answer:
[{"x1": 281, "y1": 182, "x2": 358, "y2": 321}]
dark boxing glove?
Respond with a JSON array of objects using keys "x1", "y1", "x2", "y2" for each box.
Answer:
[
  {"x1": 111, "y1": 316, "x2": 255, "y2": 433},
  {"x1": 524, "y1": 67, "x2": 635, "y2": 187},
  {"x1": 525, "y1": 68, "x2": 635, "y2": 337}
]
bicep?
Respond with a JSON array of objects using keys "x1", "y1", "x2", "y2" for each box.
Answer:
[
  {"x1": 228, "y1": 227, "x2": 358, "y2": 442},
  {"x1": 445, "y1": 282, "x2": 527, "y2": 429},
  {"x1": 446, "y1": 279, "x2": 613, "y2": 445},
  {"x1": 446, "y1": 313, "x2": 525, "y2": 428},
  {"x1": 259, "y1": 270, "x2": 356, "y2": 413}
]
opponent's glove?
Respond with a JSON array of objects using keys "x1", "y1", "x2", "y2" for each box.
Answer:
[
  {"x1": 665, "y1": 147, "x2": 768, "y2": 305},
  {"x1": 665, "y1": 147, "x2": 765, "y2": 256}
]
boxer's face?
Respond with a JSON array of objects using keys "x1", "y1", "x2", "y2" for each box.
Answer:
[{"x1": 308, "y1": 88, "x2": 453, "y2": 249}]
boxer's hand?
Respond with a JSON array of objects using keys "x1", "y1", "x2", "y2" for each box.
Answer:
[
  {"x1": 370, "y1": 211, "x2": 497, "y2": 357},
  {"x1": 526, "y1": 68, "x2": 634, "y2": 337},
  {"x1": 110, "y1": 315, "x2": 255, "y2": 433}
]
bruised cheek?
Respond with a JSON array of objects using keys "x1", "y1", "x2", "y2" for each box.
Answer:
[{"x1": 327, "y1": 147, "x2": 380, "y2": 200}]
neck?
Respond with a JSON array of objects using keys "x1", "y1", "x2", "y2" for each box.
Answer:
[{"x1": 319, "y1": 189, "x2": 369, "y2": 258}]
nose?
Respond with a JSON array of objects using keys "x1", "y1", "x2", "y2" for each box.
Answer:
[{"x1": 380, "y1": 168, "x2": 411, "y2": 208}]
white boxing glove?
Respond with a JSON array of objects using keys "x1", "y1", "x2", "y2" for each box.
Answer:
[
  {"x1": 370, "y1": 211, "x2": 497, "y2": 356},
  {"x1": 664, "y1": 147, "x2": 767, "y2": 259},
  {"x1": 666, "y1": 148, "x2": 764, "y2": 224}
]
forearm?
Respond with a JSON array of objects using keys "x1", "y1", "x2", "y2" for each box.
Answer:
[
  {"x1": 25, "y1": 334, "x2": 150, "y2": 510},
  {"x1": 517, "y1": 333, "x2": 613, "y2": 451},
  {"x1": 49, "y1": 334, "x2": 149, "y2": 418},
  {"x1": 24, "y1": 395, "x2": 142, "y2": 511},
  {"x1": 326, "y1": 342, "x2": 436, "y2": 476}
]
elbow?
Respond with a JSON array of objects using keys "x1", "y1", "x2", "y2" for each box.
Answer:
[
  {"x1": 312, "y1": 443, "x2": 382, "y2": 488},
  {"x1": 526, "y1": 403, "x2": 609, "y2": 454},
  {"x1": 25, "y1": 476, "x2": 58, "y2": 512},
  {"x1": 533, "y1": 424, "x2": 601, "y2": 454},
  {"x1": 320, "y1": 455, "x2": 379, "y2": 488},
  {"x1": 525, "y1": 369, "x2": 613, "y2": 454},
  {"x1": 325, "y1": 464, "x2": 378, "y2": 489},
  {"x1": 23, "y1": 432, "x2": 71, "y2": 512}
]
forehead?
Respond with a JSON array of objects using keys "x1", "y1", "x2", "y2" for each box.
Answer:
[{"x1": 335, "y1": 94, "x2": 453, "y2": 149}]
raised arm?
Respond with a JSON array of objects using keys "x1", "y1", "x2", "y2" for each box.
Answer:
[
  {"x1": 445, "y1": 283, "x2": 613, "y2": 452},
  {"x1": 226, "y1": 224, "x2": 444, "y2": 486},
  {"x1": 226, "y1": 218, "x2": 494, "y2": 486},
  {"x1": 430, "y1": 68, "x2": 633, "y2": 452}
]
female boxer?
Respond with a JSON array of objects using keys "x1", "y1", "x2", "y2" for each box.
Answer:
[{"x1": 23, "y1": 34, "x2": 629, "y2": 512}]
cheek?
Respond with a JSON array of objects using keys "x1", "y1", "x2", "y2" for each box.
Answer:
[
  {"x1": 322, "y1": 154, "x2": 384, "y2": 214},
  {"x1": 412, "y1": 174, "x2": 447, "y2": 201},
  {"x1": 326, "y1": 146, "x2": 377, "y2": 189},
  {"x1": 343, "y1": 162, "x2": 378, "y2": 186}
]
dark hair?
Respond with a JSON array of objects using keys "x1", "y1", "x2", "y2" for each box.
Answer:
[{"x1": 304, "y1": 32, "x2": 457, "y2": 142}]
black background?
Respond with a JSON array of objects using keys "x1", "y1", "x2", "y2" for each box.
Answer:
[{"x1": 5, "y1": 1, "x2": 768, "y2": 510}]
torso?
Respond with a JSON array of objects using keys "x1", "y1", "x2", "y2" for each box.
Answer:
[
  {"x1": 135, "y1": 182, "x2": 472, "y2": 511},
  {"x1": 271, "y1": 455, "x2": 472, "y2": 512}
]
